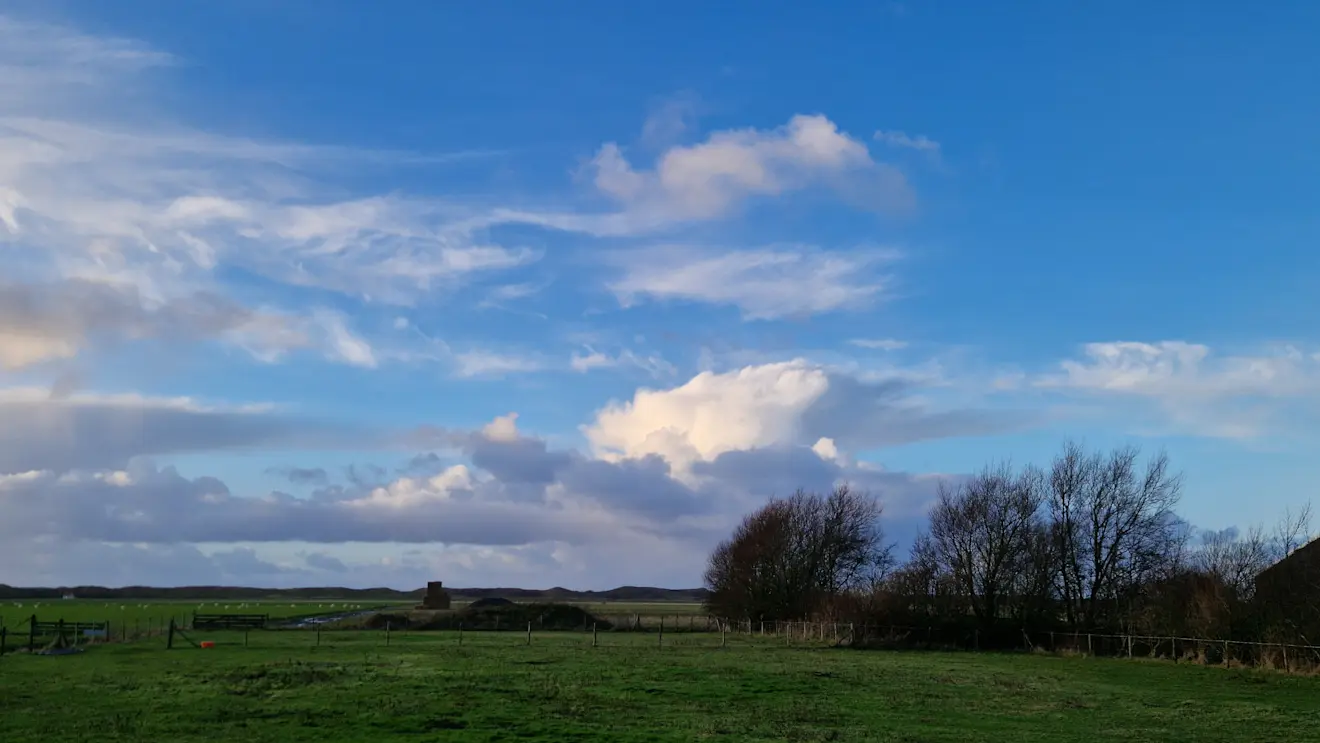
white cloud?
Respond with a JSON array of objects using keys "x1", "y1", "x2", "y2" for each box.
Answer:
[
  {"x1": 502, "y1": 114, "x2": 914, "y2": 237},
  {"x1": 570, "y1": 347, "x2": 676, "y2": 378},
  {"x1": 0, "y1": 14, "x2": 533, "y2": 357},
  {"x1": 1038, "y1": 341, "x2": 1320, "y2": 438},
  {"x1": 1041, "y1": 342, "x2": 1320, "y2": 399},
  {"x1": 313, "y1": 311, "x2": 377, "y2": 369},
  {"x1": 849, "y1": 338, "x2": 908, "y2": 351},
  {"x1": 451, "y1": 350, "x2": 546, "y2": 378},
  {"x1": 592, "y1": 114, "x2": 912, "y2": 222},
  {"x1": 610, "y1": 245, "x2": 898, "y2": 319},
  {"x1": 874, "y1": 130, "x2": 941, "y2": 154},
  {"x1": 481, "y1": 413, "x2": 521, "y2": 442},
  {"x1": 584, "y1": 359, "x2": 1012, "y2": 475}
]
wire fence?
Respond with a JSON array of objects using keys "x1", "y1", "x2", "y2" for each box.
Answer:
[{"x1": 6, "y1": 612, "x2": 1320, "y2": 674}]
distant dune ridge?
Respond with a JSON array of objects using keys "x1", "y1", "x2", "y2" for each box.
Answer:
[{"x1": 0, "y1": 584, "x2": 708, "y2": 602}]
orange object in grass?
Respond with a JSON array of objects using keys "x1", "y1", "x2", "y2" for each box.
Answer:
[{"x1": 199, "y1": 641, "x2": 215, "y2": 649}]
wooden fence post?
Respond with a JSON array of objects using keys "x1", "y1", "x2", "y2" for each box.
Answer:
[
  {"x1": 1224, "y1": 640, "x2": 1230, "y2": 668},
  {"x1": 1, "y1": 626, "x2": 7, "y2": 657},
  {"x1": 527, "y1": 622, "x2": 532, "y2": 646},
  {"x1": 28, "y1": 615, "x2": 36, "y2": 653},
  {"x1": 592, "y1": 623, "x2": 597, "y2": 648},
  {"x1": 458, "y1": 622, "x2": 463, "y2": 646},
  {"x1": 658, "y1": 617, "x2": 663, "y2": 648},
  {"x1": 1282, "y1": 644, "x2": 1289, "y2": 673},
  {"x1": 386, "y1": 621, "x2": 391, "y2": 646},
  {"x1": 316, "y1": 627, "x2": 321, "y2": 647},
  {"x1": 1087, "y1": 633, "x2": 1093, "y2": 656},
  {"x1": 166, "y1": 618, "x2": 175, "y2": 650},
  {"x1": 722, "y1": 624, "x2": 727, "y2": 648}
]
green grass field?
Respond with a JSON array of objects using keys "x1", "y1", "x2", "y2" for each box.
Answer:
[{"x1": 1, "y1": 629, "x2": 1316, "y2": 742}]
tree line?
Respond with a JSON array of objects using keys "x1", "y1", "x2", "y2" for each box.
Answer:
[{"x1": 704, "y1": 442, "x2": 1318, "y2": 649}]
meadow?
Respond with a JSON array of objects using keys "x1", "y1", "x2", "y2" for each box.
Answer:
[{"x1": 1, "y1": 627, "x2": 1317, "y2": 742}]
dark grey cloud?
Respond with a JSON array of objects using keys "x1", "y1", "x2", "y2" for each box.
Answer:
[
  {"x1": 0, "y1": 279, "x2": 298, "y2": 370},
  {"x1": 800, "y1": 374, "x2": 1032, "y2": 449},
  {"x1": 561, "y1": 455, "x2": 709, "y2": 519},
  {"x1": 303, "y1": 552, "x2": 349, "y2": 573},
  {"x1": 267, "y1": 466, "x2": 329, "y2": 486},
  {"x1": 0, "y1": 395, "x2": 347, "y2": 474},
  {"x1": 0, "y1": 463, "x2": 599, "y2": 546},
  {"x1": 693, "y1": 446, "x2": 843, "y2": 498},
  {"x1": 468, "y1": 436, "x2": 572, "y2": 485}
]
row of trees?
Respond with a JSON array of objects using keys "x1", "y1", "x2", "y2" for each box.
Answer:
[{"x1": 704, "y1": 442, "x2": 1318, "y2": 647}]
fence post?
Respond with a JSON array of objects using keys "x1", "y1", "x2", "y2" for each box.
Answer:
[
  {"x1": 167, "y1": 618, "x2": 175, "y2": 650},
  {"x1": 1, "y1": 626, "x2": 6, "y2": 657},
  {"x1": 28, "y1": 615, "x2": 36, "y2": 653},
  {"x1": 1282, "y1": 644, "x2": 1289, "y2": 673},
  {"x1": 658, "y1": 617, "x2": 663, "y2": 648},
  {"x1": 386, "y1": 621, "x2": 391, "y2": 646},
  {"x1": 458, "y1": 622, "x2": 463, "y2": 646},
  {"x1": 1224, "y1": 640, "x2": 1230, "y2": 668},
  {"x1": 760, "y1": 621, "x2": 765, "y2": 637},
  {"x1": 592, "y1": 623, "x2": 597, "y2": 648},
  {"x1": 1127, "y1": 635, "x2": 1132, "y2": 659},
  {"x1": 316, "y1": 627, "x2": 321, "y2": 647},
  {"x1": 722, "y1": 623, "x2": 727, "y2": 648},
  {"x1": 1087, "y1": 633, "x2": 1093, "y2": 656},
  {"x1": 527, "y1": 622, "x2": 532, "y2": 646}
]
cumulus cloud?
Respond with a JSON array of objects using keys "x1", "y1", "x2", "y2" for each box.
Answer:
[
  {"x1": 0, "y1": 373, "x2": 971, "y2": 586},
  {"x1": 610, "y1": 245, "x2": 898, "y2": 319},
  {"x1": 584, "y1": 359, "x2": 1017, "y2": 474}
]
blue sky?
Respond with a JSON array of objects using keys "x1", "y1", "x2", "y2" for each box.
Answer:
[{"x1": 1, "y1": 1, "x2": 1316, "y2": 589}]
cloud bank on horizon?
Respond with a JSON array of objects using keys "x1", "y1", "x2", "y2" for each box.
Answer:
[{"x1": 1, "y1": 5, "x2": 1317, "y2": 590}]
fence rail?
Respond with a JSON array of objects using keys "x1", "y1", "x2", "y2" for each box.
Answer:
[
  {"x1": 192, "y1": 613, "x2": 268, "y2": 630},
  {"x1": 6, "y1": 612, "x2": 1320, "y2": 674}
]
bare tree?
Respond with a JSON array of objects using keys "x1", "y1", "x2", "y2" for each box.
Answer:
[
  {"x1": 704, "y1": 485, "x2": 890, "y2": 621},
  {"x1": 1194, "y1": 526, "x2": 1272, "y2": 597},
  {"x1": 925, "y1": 463, "x2": 1045, "y2": 626},
  {"x1": 1048, "y1": 442, "x2": 1184, "y2": 629},
  {"x1": 1276, "y1": 502, "x2": 1314, "y2": 559}
]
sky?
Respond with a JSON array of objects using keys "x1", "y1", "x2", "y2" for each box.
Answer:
[{"x1": 1, "y1": 1, "x2": 1317, "y2": 590}]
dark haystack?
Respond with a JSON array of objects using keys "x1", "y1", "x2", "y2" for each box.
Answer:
[
  {"x1": 418, "y1": 601, "x2": 610, "y2": 631},
  {"x1": 363, "y1": 613, "x2": 413, "y2": 630},
  {"x1": 467, "y1": 597, "x2": 515, "y2": 609}
]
